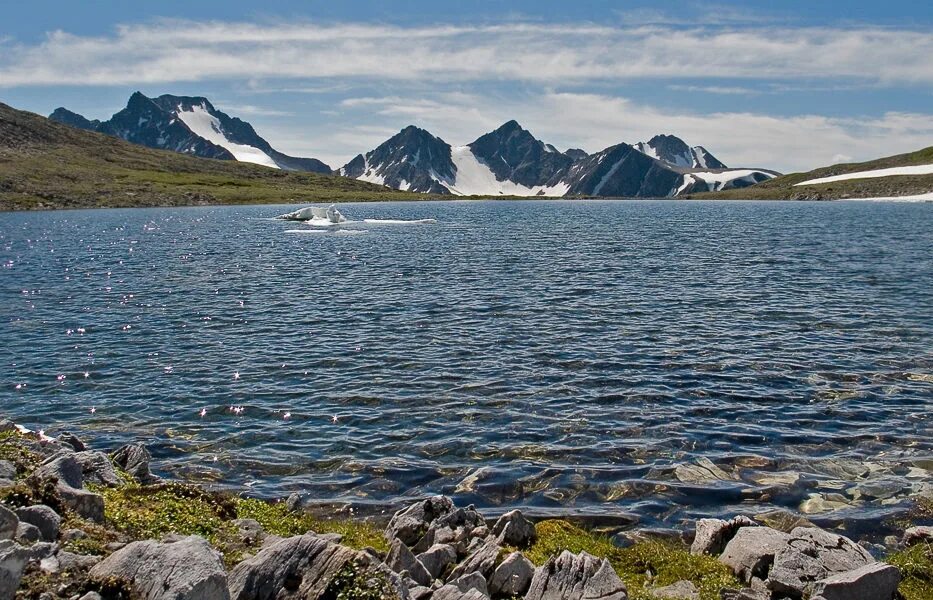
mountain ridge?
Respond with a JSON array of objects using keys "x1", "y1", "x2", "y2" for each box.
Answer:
[{"x1": 49, "y1": 92, "x2": 332, "y2": 173}]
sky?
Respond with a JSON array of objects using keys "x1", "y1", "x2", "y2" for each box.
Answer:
[{"x1": 1, "y1": 0, "x2": 932, "y2": 173}]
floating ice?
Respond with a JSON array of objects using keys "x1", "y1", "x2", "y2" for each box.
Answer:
[{"x1": 277, "y1": 204, "x2": 347, "y2": 225}]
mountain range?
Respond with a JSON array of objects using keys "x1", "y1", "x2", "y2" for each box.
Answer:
[
  {"x1": 50, "y1": 92, "x2": 779, "y2": 197},
  {"x1": 50, "y1": 92, "x2": 331, "y2": 173},
  {"x1": 339, "y1": 121, "x2": 777, "y2": 197}
]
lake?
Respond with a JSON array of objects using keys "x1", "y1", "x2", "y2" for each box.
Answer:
[{"x1": 1, "y1": 200, "x2": 931, "y2": 532}]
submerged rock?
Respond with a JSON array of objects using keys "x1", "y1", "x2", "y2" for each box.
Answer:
[
  {"x1": 89, "y1": 536, "x2": 229, "y2": 600},
  {"x1": 674, "y1": 458, "x2": 738, "y2": 485},
  {"x1": 525, "y1": 550, "x2": 628, "y2": 600}
]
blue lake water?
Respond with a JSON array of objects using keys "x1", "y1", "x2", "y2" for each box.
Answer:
[{"x1": 1, "y1": 200, "x2": 931, "y2": 531}]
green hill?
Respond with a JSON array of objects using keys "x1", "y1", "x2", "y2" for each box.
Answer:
[
  {"x1": 0, "y1": 102, "x2": 431, "y2": 211},
  {"x1": 684, "y1": 146, "x2": 933, "y2": 200}
]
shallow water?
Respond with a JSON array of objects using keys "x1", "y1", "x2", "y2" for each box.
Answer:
[{"x1": 1, "y1": 200, "x2": 931, "y2": 530}]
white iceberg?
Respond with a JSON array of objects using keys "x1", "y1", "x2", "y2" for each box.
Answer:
[{"x1": 277, "y1": 204, "x2": 347, "y2": 225}]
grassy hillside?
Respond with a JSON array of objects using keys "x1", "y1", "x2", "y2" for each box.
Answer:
[
  {"x1": 0, "y1": 102, "x2": 435, "y2": 211},
  {"x1": 685, "y1": 146, "x2": 933, "y2": 200}
]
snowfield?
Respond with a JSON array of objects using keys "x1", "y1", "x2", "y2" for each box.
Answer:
[
  {"x1": 677, "y1": 169, "x2": 776, "y2": 194},
  {"x1": 444, "y1": 146, "x2": 567, "y2": 197},
  {"x1": 795, "y1": 164, "x2": 933, "y2": 186},
  {"x1": 176, "y1": 103, "x2": 280, "y2": 169},
  {"x1": 844, "y1": 192, "x2": 933, "y2": 202}
]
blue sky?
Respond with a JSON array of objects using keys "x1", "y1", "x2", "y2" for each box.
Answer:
[{"x1": 2, "y1": 0, "x2": 932, "y2": 172}]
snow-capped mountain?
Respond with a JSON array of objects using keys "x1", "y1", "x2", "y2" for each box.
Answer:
[
  {"x1": 49, "y1": 92, "x2": 331, "y2": 173},
  {"x1": 634, "y1": 134, "x2": 726, "y2": 169},
  {"x1": 342, "y1": 121, "x2": 777, "y2": 197},
  {"x1": 339, "y1": 126, "x2": 455, "y2": 194}
]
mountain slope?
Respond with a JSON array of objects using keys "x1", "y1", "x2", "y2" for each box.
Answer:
[
  {"x1": 339, "y1": 126, "x2": 455, "y2": 194},
  {"x1": 467, "y1": 120, "x2": 573, "y2": 187},
  {"x1": 686, "y1": 147, "x2": 933, "y2": 200},
  {"x1": 49, "y1": 92, "x2": 331, "y2": 173},
  {"x1": 0, "y1": 102, "x2": 427, "y2": 211},
  {"x1": 634, "y1": 134, "x2": 726, "y2": 169}
]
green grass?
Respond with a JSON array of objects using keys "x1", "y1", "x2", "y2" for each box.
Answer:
[
  {"x1": 235, "y1": 497, "x2": 388, "y2": 553},
  {"x1": 522, "y1": 520, "x2": 739, "y2": 600},
  {"x1": 687, "y1": 146, "x2": 933, "y2": 200},
  {"x1": 888, "y1": 543, "x2": 933, "y2": 600}
]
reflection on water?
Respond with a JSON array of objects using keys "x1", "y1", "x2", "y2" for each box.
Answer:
[{"x1": 0, "y1": 200, "x2": 931, "y2": 530}]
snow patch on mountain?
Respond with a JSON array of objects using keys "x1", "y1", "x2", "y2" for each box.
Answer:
[
  {"x1": 677, "y1": 169, "x2": 776, "y2": 194},
  {"x1": 176, "y1": 103, "x2": 279, "y2": 169},
  {"x1": 444, "y1": 147, "x2": 569, "y2": 196},
  {"x1": 795, "y1": 164, "x2": 933, "y2": 186}
]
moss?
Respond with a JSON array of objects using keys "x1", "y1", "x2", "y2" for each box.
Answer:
[
  {"x1": 235, "y1": 498, "x2": 388, "y2": 554},
  {"x1": 523, "y1": 520, "x2": 739, "y2": 600},
  {"x1": 322, "y1": 560, "x2": 400, "y2": 600},
  {"x1": 97, "y1": 482, "x2": 237, "y2": 545},
  {"x1": 887, "y1": 543, "x2": 933, "y2": 600},
  {"x1": 0, "y1": 430, "x2": 42, "y2": 476},
  {"x1": 0, "y1": 477, "x2": 68, "y2": 516}
]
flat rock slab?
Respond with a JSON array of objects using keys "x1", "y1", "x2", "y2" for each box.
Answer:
[
  {"x1": 811, "y1": 562, "x2": 901, "y2": 600},
  {"x1": 89, "y1": 536, "x2": 229, "y2": 600},
  {"x1": 651, "y1": 580, "x2": 699, "y2": 600}
]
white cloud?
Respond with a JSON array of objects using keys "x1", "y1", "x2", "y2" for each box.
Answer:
[{"x1": 1, "y1": 20, "x2": 932, "y2": 87}]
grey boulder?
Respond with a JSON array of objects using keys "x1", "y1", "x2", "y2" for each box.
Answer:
[
  {"x1": 691, "y1": 516, "x2": 756, "y2": 556},
  {"x1": 525, "y1": 550, "x2": 628, "y2": 600},
  {"x1": 386, "y1": 496, "x2": 455, "y2": 546},
  {"x1": 0, "y1": 540, "x2": 29, "y2": 600},
  {"x1": 0, "y1": 461, "x2": 15, "y2": 481},
  {"x1": 386, "y1": 537, "x2": 433, "y2": 586},
  {"x1": 650, "y1": 580, "x2": 699, "y2": 599},
  {"x1": 433, "y1": 573, "x2": 489, "y2": 600},
  {"x1": 492, "y1": 509, "x2": 537, "y2": 547},
  {"x1": 15, "y1": 522, "x2": 40, "y2": 544},
  {"x1": 767, "y1": 527, "x2": 874, "y2": 597},
  {"x1": 719, "y1": 526, "x2": 790, "y2": 583},
  {"x1": 488, "y1": 551, "x2": 534, "y2": 597},
  {"x1": 448, "y1": 539, "x2": 500, "y2": 582},
  {"x1": 228, "y1": 533, "x2": 362, "y2": 600},
  {"x1": 89, "y1": 536, "x2": 229, "y2": 600},
  {"x1": 903, "y1": 526, "x2": 933, "y2": 546},
  {"x1": 72, "y1": 451, "x2": 121, "y2": 486},
  {"x1": 15, "y1": 505, "x2": 60, "y2": 542},
  {"x1": 416, "y1": 543, "x2": 457, "y2": 579},
  {"x1": 0, "y1": 507, "x2": 16, "y2": 541},
  {"x1": 810, "y1": 562, "x2": 901, "y2": 600},
  {"x1": 112, "y1": 443, "x2": 158, "y2": 484},
  {"x1": 32, "y1": 455, "x2": 104, "y2": 522}
]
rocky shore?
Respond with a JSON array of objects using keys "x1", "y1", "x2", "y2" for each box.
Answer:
[{"x1": 0, "y1": 418, "x2": 929, "y2": 600}]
